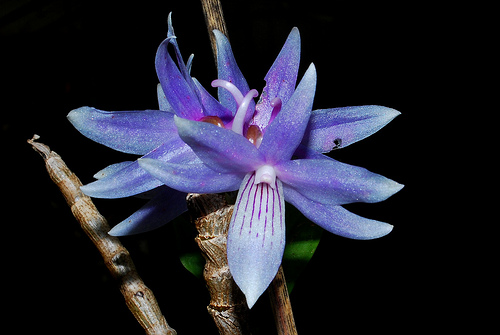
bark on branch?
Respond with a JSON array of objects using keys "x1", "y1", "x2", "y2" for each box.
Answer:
[
  {"x1": 200, "y1": 0, "x2": 228, "y2": 62},
  {"x1": 28, "y1": 135, "x2": 176, "y2": 335},
  {"x1": 187, "y1": 193, "x2": 251, "y2": 335}
]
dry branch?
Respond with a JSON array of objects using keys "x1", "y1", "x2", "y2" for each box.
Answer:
[
  {"x1": 187, "y1": 193, "x2": 251, "y2": 335},
  {"x1": 269, "y1": 266, "x2": 298, "y2": 335},
  {"x1": 200, "y1": 0, "x2": 229, "y2": 61},
  {"x1": 28, "y1": 135, "x2": 176, "y2": 335}
]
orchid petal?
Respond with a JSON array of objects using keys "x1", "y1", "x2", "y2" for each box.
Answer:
[
  {"x1": 254, "y1": 27, "x2": 301, "y2": 129},
  {"x1": 108, "y1": 187, "x2": 187, "y2": 236},
  {"x1": 81, "y1": 161, "x2": 162, "y2": 199},
  {"x1": 284, "y1": 187, "x2": 393, "y2": 240},
  {"x1": 81, "y1": 137, "x2": 197, "y2": 198},
  {"x1": 166, "y1": 12, "x2": 191, "y2": 81},
  {"x1": 303, "y1": 106, "x2": 401, "y2": 153},
  {"x1": 227, "y1": 172, "x2": 285, "y2": 308},
  {"x1": 276, "y1": 158, "x2": 403, "y2": 206},
  {"x1": 68, "y1": 107, "x2": 176, "y2": 155},
  {"x1": 213, "y1": 30, "x2": 253, "y2": 112},
  {"x1": 192, "y1": 77, "x2": 233, "y2": 122},
  {"x1": 175, "y1": 116, "x2": 265, "y2": 173},
  {"x1": 155, "y1": 37, "x2": 204, "y2": 120},
  {"x1": 93, "y1": 161, "x2": 134, "y2": 179},
  {"x1": 259, "y1": 63, "x2": 316, "y2": 164},
  {"x1": 157, "y1": 84, "x2": 174, "y2": 112},
  {"x1": 138, "y1": 159, "x2": 243, "y2": 193}
]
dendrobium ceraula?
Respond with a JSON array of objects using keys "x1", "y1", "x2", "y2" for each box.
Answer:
[{"x1": 68, "y1": 14, "x2": 403, "y2": 308}]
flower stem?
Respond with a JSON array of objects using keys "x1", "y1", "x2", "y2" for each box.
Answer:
[
  {"x1": 28, "y1": 135, "x2": 176, "y2": 335},
  {"x1": 187, "y1": 193, "x2": 251, "y2": 335},
  {"x1": 269, "y1": 266, "x2": 298, "y2": 335},
  {"x1": 200, "y1": 0, "x2": 229, "y2": 62}
]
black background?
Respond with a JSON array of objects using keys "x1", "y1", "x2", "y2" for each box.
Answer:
[{"x1": 3, "y1": 0, "x2": 464, "y2": 334}]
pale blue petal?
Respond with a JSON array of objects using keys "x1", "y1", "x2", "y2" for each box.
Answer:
[
  {"x1": 81, "y1": 160, "x2": 162, "y2": 199},
  {"x1": 284, "y1": 186, "x2": 393, "y2": 240},
  {"x1": 276, "y1": 158, "x2": 404, "y2": 206},
  {"x1": 67, "y1": 107, "x2": 176, "y2": 155},
  {"x1": 108, "y1": 187, "x2": 187, "y2": 236},
  {"x1": 214, "y1": 30, "x2": 253, "y2": 112},
  {"x1": 227, "y1": 173, "x2": 286, "y2": 308},
  {"x1": 138, "y1": 159, "x2": 243, "y2": 193},
  {"x1": 93, "y1": 161, "x2": 134, "y2": 179},
  {"x1": 259, "y1": 63, "x2": 316, "y2": 164},
  {"x1": 81, "y1": 137, "x2": 198, "y2": 198},
  {"x1": 175, "y1": 116, "x2": 264, "y2": 173},
  {"x1": 253, "y1": 27, "x2": 301, "y2": 129},
  {"x1": 303, "y1": 105, "x2": 401, "y2": 153}
]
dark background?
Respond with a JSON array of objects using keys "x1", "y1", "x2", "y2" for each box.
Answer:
[{"x1": 3, "y1": 0, "x2": 461, "y2": 333}]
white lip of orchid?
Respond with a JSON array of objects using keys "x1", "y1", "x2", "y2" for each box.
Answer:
[{"x1": 255, "y1": 164, "x2": 277, "y2": 189}]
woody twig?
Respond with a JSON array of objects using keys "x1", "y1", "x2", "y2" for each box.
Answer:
[{"x1": 28, "y1": 135, "x2": 176, "y2": 335}]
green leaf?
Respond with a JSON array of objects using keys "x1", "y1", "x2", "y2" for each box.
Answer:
[
  {"x1": 172, "y1": 214, "x2": 205, "y2": 279},
  {"x1": 282, "y1": 204, "x2": 323, "y2": 292},
  {"x1": 179, "y1": 251, "x2": 205, "y2": 279}
]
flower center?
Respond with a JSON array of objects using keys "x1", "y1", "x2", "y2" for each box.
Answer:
[
  {"x1": 255, "y1": 164, "x2": 277, "y2": 189},
  {"x1": 211, "y1": 79, "x2": 258, "y2": 135}
]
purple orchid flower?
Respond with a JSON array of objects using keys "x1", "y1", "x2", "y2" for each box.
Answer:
[
  {"x1": 136, "y1": 26, "x2": 403, "y2": 307},
  {"x1": 68, "y1": 14, "x2": 402, "y2": 308}
]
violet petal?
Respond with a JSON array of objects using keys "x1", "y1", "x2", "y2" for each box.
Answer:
[
  {"x1": 192, "y1": 77, "x2": 234, "y2": 122},
  {"x1": 213, "y1": 30, "x2": 253, "y2": 113},
  {"x1": 259, "y1": 63, "x2": 316, "y2": 164},
  {"x1": 68, "y1": 107, "x2": 176, "y2": 155},
  {"x1": 303, "y1": 105, "x2": 401, "y2": 153},
  {"x1": 276, "y1": 158, "x2": 404, "y2": 205},
  {"x1": 254, "y1": 27, "x2": 301, "y2": 129},
  {"x1": 81, "y1": 137, "x2": 198, "y2": 198},
  {"x1": 175, "y1": 116, "x2": 265, "y2": 173},
  {"x1": 138, "y1": 159, "x2": 243, "y2": 193},
  {"x1": 108, "y1": 187, "x2": 187, "y2": 236},
  {"x1": 155, "y1": 37, "x2": 204, "y2": 120},
  {"x1": 284, "y1": 186, "x2": 393, "y2": 240}
]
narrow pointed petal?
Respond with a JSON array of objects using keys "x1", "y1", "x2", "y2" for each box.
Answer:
[
  {"x1": 108, "y1": 187, "x2": 187, "y2": 236},
  {"x1": 214, "y1": 30, "x2": 253, "y2": 112},
  {"x1": 192, "y1": 77, "x2": 234, "y2": 122},
  {"x1": 138, "y1": 159, "x2": 243, "y2": 193},
  {"x1": 284, "y1": 186, "x2": 393, "y2": 239},
  {"x1": 166, "y1": 13, "x2": 191, "y2": 81},
  {"x1": 259, "y1": 63, "x2": 316, "y2": 164},
  {"x1": 81, "y1": 160, "x2": 162, "y2": 198},
  {"x1": 254, "y1": 27, "x2": 301, "y2": 129},
  {"x1": 276, "y1": 158, "x2": 404, "y2": 206},
  {"x1": 81, "y1": 137, "x2": 197, "y2": 198},
  {"x1": 227, "y1": 173, "x2": 286, "y2": 308},
  {"x1": 157, "y1": 83, "x2": 174, "y2": 112},
  {"x1": 175, "y1": 116, "x2": 265, "y2": 173},
  {"x1": 155, "y1": 37, "x2": 204, "y2": 120},
  {"x1": 93, "y1": 161, "x2": 134, "y2": 179},
  {"x1": 68, "y1": 107, "x2": 176, "y2": 155},
  {"x1": 303, "y1": 105, "x2": 401, "y2": 153}
]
